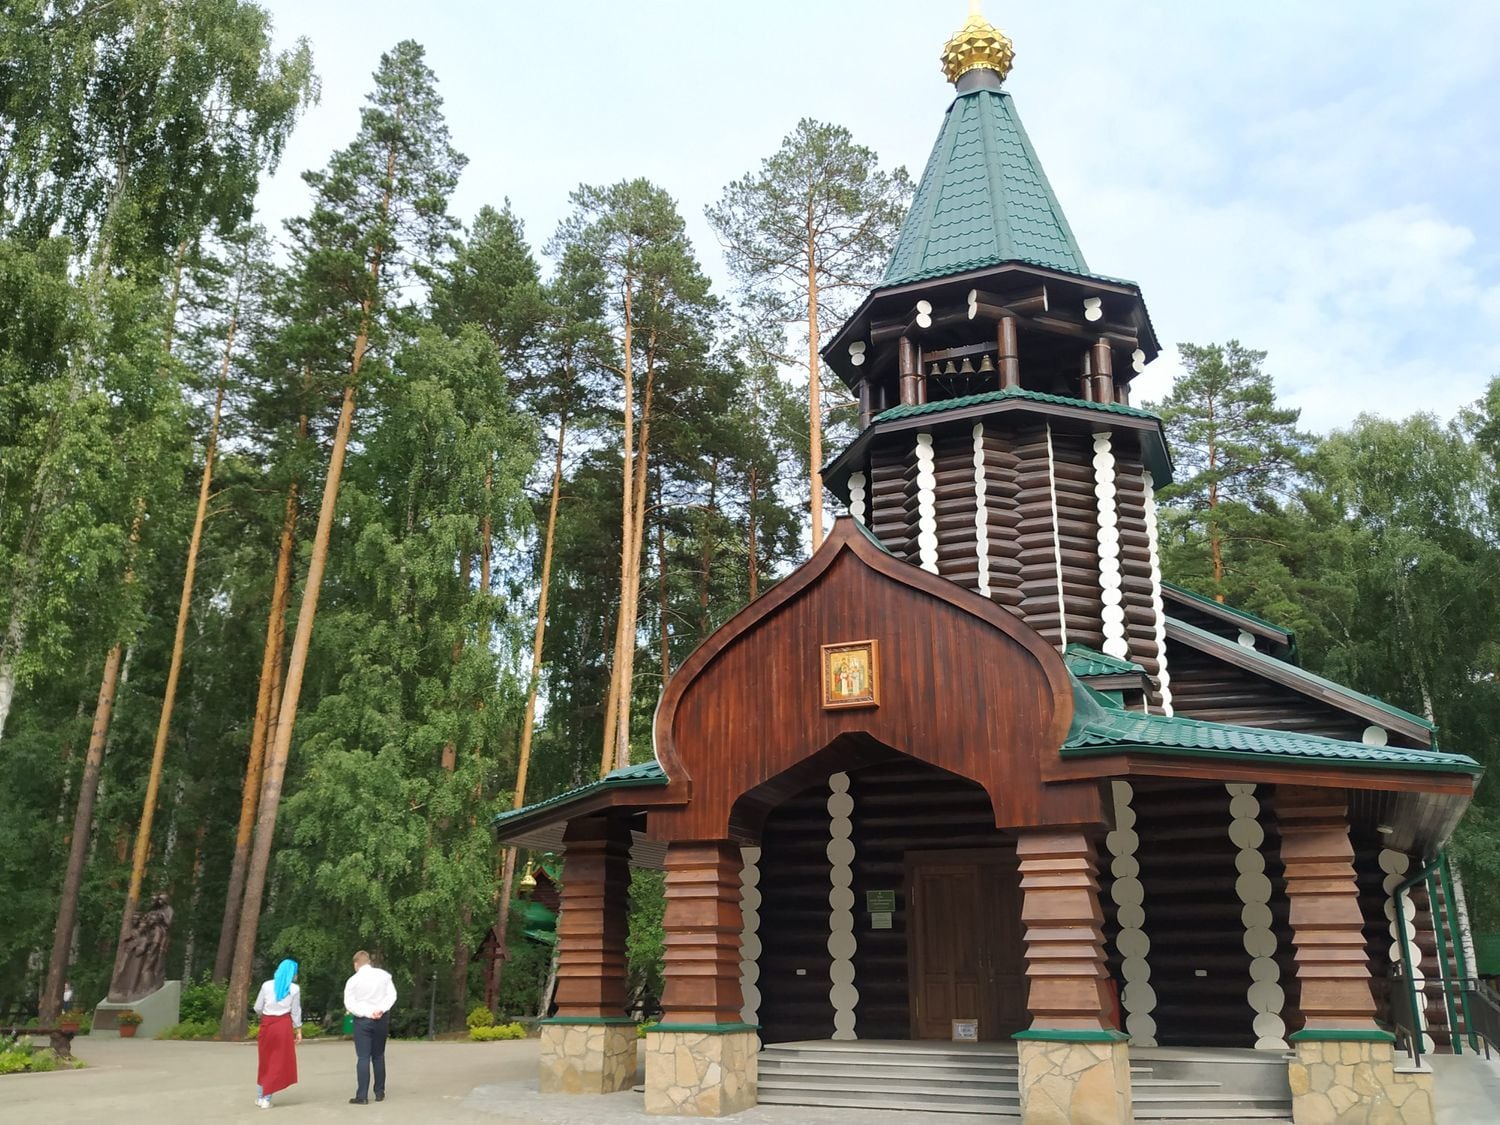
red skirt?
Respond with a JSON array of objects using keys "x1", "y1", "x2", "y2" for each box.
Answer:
[{"x1": 257, "y1": 1012, "x2": 298, "y2": 1095}]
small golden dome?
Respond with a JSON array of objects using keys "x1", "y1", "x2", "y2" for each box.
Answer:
[{"x1": 941, "y1": 2, "x2": 1015, "y2": 85}]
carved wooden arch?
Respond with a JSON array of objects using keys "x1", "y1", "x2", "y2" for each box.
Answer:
[{"x1": 649, "y1": 517, "x2": 1096, "y2": 842}]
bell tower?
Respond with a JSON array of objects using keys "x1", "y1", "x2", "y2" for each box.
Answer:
[{"x1": 823, "y1": 4, "x2": 1175, "y2": 711}]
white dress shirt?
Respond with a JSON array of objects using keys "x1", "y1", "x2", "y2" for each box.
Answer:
[
  {"x1": 343, "y1": 964, "x2": 397, "y2": 1018},
  {"x1": 253, "y1": 981, "x2": 302, "y2": 1027}
]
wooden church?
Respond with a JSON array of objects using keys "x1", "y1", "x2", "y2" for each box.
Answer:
[{"x1": 494, "y1": 7, "x2": 1482, "y2": 1122}]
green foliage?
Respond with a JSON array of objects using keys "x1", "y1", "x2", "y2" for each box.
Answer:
[
  {"x1": 627, "y1": 868, "x2": 665, "y2": 1010},
  {"x1": 178, "y1": 978, "x2": 228, "y2": 1026},
  {"x1": 637, "y1": 1019, "x2": 658, "y2": 1039},
  {"x1": 0, "y1": 1047, "x2": 31, "y2": 1075},
  {"x1": 155, "y1": 1020, "x2": 219, "y2": 1040},
  {"x1": 115, "y1": 1010, "x2": 143, "y2": 1026},
  {"x1": 466, "y1": 1005, "x2": 495, "y2": 1030},
  {"x1": 469, "y1": 1022, "x2": 525, "y2": 1041},
  {"x1": 301, "y1": 1022, "x2": 326, "y2": 1039}
]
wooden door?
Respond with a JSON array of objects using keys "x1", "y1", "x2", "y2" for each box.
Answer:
[{"x1": 907, "y1": 850, "x2": 1026, "y2": 1040}]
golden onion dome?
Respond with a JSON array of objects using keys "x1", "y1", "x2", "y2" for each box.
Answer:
[{"x1": 940, "y1": 1, "x2": 1015, "y2": 86}]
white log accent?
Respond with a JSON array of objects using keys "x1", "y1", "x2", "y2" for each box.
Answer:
[
  {"x1": 1044, "y1": 423, "x2": 1068, "y2": 648},
  {"x1": 847, "y1": 471, "x2": 867, "y2": 525},
  {"x1": 1362, "y1": 725, "x2": 1389, "y2": 747},
  {"x1": 1380, "y1": 848, "x2": 1433, "y2": 1054},
  {"x1": 915, "y1": 434, "x2": 939, "y2": 575},
  {"x1": 1143, "y1": 469, "x2": 1173, "y2": 715},
  {"x1": 972, "y1": 424, "x2": 992, "y2": 598},
  {"x1": 738, "y1": 846, "x2": 762, "y2": 1026},
  {"x1": 1108, "y1": 780, "x2": 1157, "y2": 1045},
  {"x1": 827, "y1": 772, "x2": 858, "y2": 1039},
  {"x1": 1226, "y1": 783, "x2": 1287, "y2": 1049},
  {"x1": 1092, "y1": 432, "x2": 1129, "y2": 660}
]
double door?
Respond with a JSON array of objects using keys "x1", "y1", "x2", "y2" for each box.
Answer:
[{"x1": 906, "y1": 849, "x2": 1027, "y2": 1040}]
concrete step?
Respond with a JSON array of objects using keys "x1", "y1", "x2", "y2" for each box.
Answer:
[
  {"x1": 757, "y1": 1088, "x2": 1021, "y2": 1115},
  {"x1": 758, "y1": 1061, "x2": 1020, "y2": 1088},
  {"x1": 1132, "y1": 1091, "x2": 1295, "y2": 1119},
  {"x1": 759, "y1": 1071, "x2": 1019, "y2": 1096},
  {"x1": 1135, "y1": 1113, "x2": 1292, "y2": 1122}
]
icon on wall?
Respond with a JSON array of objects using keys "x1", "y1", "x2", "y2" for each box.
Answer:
[{"x1": 821, "y1": 639, "x2": 880, "y2": 710}]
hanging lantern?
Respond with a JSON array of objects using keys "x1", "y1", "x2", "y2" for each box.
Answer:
[{"x1": 518, "y1": 868, "x2": 538, "y2": 894}]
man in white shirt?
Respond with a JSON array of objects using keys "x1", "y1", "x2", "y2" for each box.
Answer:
[{"x1": 342, "y1": 950, "x2": 397, "y2": 1104}]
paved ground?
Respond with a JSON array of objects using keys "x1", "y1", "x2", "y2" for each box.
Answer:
[
  {"x1": 0, "y1": 1037, "x2": 998, "y2": 1125},
  {"x1": 4, "y1": 1035, "x2": 1500, "y2": 1123}
]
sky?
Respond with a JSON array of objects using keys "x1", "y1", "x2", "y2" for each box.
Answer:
[{"x1": 252, "y1": 0, "x2": 1500, "y2": 433}]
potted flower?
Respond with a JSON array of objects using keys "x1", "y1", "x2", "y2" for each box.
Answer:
[
  {"x1": 57, "y1": 1009, "x2": 84, "y2": 1034},
  {"x1": 116, "y1": 1010, "x2": 143, "y2": 1038}
]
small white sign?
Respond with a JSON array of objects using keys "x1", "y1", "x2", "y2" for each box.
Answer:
[
  {"x1": 951, "y1": 1019, "x2": 979, "y2": 1042},
  {"x1": 870, "y1": 911, "x2": 893, "y2": 930}
]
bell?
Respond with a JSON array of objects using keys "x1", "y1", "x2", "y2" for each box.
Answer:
[
  {"x1": 518, "y1": 868, "x2": 537, "y2": 894},
  {"x1": 943, "y1": 360, "x2": 958, "y2": 375},
  {"x1": 929, "y1": 363, "x2": 941, "y2": 376},
  {"x1": 978, "y1": 354, "x2": 995, "y2": 372},
  {"x1": 958, "y1": 357, "x2": 976, "y2": 375}
]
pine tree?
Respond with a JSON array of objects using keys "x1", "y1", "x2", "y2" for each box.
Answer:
[
  {"x1": 707, "y1": 120, "x2": 911, "y2": 550},
  {"x1": 220, "y1": 39, "x2": 466, "y2": 1038},
  {"x1": 1147, "y1": 341, "x2": 1309, "y2": 600}
]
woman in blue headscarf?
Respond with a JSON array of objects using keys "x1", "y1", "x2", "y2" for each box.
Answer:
[{"x1": 252, "y1": 958, "x2": 302, "y2": 1108}]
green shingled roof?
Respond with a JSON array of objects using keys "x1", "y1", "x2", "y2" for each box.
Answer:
[
  {"x1": 1064, "y1": 645, "x2": 1145, "y2": 679},
  {"x1": 874, "y1": 386, "x2": 1159, "y2": 425},
  {"x1": 1062, "y1": 679, "x2": 1476, "y2": 776},
  {"x1": 492, "y1": 760, "x2": 666, "y2": 830},
  {"x1": 883, "y1": 88, "x2": 1089, "y2": 287}
]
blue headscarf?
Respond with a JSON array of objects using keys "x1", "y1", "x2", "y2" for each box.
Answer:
[{"x1": 273, "y1": 958, "x2": 298, "y2": 1002}]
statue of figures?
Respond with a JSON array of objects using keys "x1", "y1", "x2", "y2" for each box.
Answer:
[{"x1": 108, "y1": 892, "x2": 174, "y2": 1002}]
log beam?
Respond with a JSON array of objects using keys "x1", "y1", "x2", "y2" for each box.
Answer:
[
  {"x1": 1016, "y1": 829, "x2": 1116, "y2": 1031},
  {"x1": 660, "y1": 840, "x2": 745, "y2": 1026},
  {"x1": 554, "y1": 816, "x2": 632, "y2": 1019},
  {"x1": 1273, "y1": 788, "x2": 1379, "y2": 1030}
]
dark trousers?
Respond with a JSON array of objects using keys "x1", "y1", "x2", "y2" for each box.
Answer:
[{"x1": 352, "y1": 1015, "x2": 389, "y2": 1099}]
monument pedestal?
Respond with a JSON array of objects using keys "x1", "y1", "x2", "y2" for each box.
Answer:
[{"x1": 92, "y1": 980, "x2": 181, "y2": 1039}]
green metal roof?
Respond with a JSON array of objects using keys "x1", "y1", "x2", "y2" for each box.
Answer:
[
  {"x1": 1064, "y1": 645, "x2": 1145, "y2": 679},
  {"x1": 491, "y1": 760, "x2": 667, "y2": 830},
  {"x1": 883, "y1": 88, "x2": 1090, "y2": 287},
  {"x1": 875, "y1": 386, "x2": 1159, "y2": 426},
  {"x1": 1062, "y1": 679, "x2": 1475, "y2": 776},
  {"x1": 1162, "y1": 581, "x2": 1296, "y2": 645},
  {"x1": 1167, "y1": 617, "x2": 1436, "y2": 734}
]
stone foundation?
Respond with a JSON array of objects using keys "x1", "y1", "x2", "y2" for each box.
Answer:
[
  {"x1": 1287, "y1": 1037, "x2": 1434, "y2": 1125},
  {"x1": 538, "y1": 1020, "x2": 637, "y2": 1094},
  {"x1": 644, "y1": 1027, "x2": 758, "y2": 1116},
  {"x1": 91, "y1": 979, "x2": 180, "y2": 1040},
  {"x1": 1016, "y1": 1033, "x2": 1132, "y2": 1125}
]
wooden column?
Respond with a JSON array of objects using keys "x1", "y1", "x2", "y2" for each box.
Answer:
[
  {"x1": 1274, "y1": 788, "x2": 1378, "y2": 1030},
  {"x1": 1089, "y1": 340, "x2": 1115, "y2": 403},
  {"x1": 856, "y1": 378, "x2": 873, "y2": 430},
  {"x1": 996, "y1": 315, "x2": 1021, "y2": 390},
  {"x1": 554, "y1": 816, "x2": 632, "y2": 1019},
  {"x1": 660, "y1": 840, "x2": 744, "y2": 1025},
  {"x1": 1016, "y1": 829, "x2": 1115, "y2": 1031},
  {"x1": 1078, "y1": 349, "x2": 1096, "y2": 402},
  {"x1": 899, "y1": 336, "x2": 921, "y2": 406}
]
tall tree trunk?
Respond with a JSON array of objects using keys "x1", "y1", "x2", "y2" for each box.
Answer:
[
  {"x1": 698, "y1": 459, "x2": 718, "y2": 637},
  {"x1": 221, "y1": 113, "x2": 399, "y2": 1035},
  {"x1": 600, "y1": 275, "x2": 636, "y2": 776},
  {"x1": 118, "y1": 304, "x2": 236, "y2": 956},
  {"x1": 612, "y1": 348, "x2": 658, "y2": 773},
  {"x1": 213, "y1": 474, "x2": 298, "y2": 982},
  {"x1": 659, "y1": 482, "x2": 670, "y2": 684},
  {"x1": 221, "y1": 380, "x2": 359, "y2": 1038},
  {"x1": 39, "y1": 644, "x2": 126, "y2": 1024},
  {"x1": 40, "y1": 503, "x2": 144, "y2": 1023},
  {"x1": 490, "y1": 412, "x2": 568, "y2": 1012},
  {"x1": 747, "y1": 465, "x2": 759, "y2": 601},
  {"x1": 806, "y1": 220, "x2": 823, "y2": 550}
]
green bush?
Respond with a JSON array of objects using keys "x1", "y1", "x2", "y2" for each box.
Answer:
[
  {"x1": 29, "y1": 1050, "x2": 56, "y2": 1072},
  {"x1": 301, "y1": 1023, "x2": 325, "y2": 1039},
  {"x1": 637, "y1": 1019, "x2": 658, "y2": 1039},
  {"x1": 0, "y1": 1042, "x2": 65, "y2": 1075},
  {"x1": 466, "y1": 1005, "x2": 495, "y2": 1030},
  {"x1": 155, "y1": 1020, "x2": 218, "y2": 1041},
  {"x1": 469, "y1": 1022, "x2": 526, "y2": 1042},
  {"x1": 178, "y1": 977, "x2": 228, "y2": 1025},
  {"x1": 0, "y1": 1049, "x2": 30, "y2": 1075}
]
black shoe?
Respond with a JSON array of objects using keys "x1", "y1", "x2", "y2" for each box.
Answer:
[
  {"x1": 374, "y1": 1094, "x2": 384, "y2": 1102},
  {"x1": 349, "y1": 1097, "x2": 367, "y2": 1105}
]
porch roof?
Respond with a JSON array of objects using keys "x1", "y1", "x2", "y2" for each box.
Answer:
[{"x1": 1062, "y1": 680, "x2": 1478, "y2": 776}]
